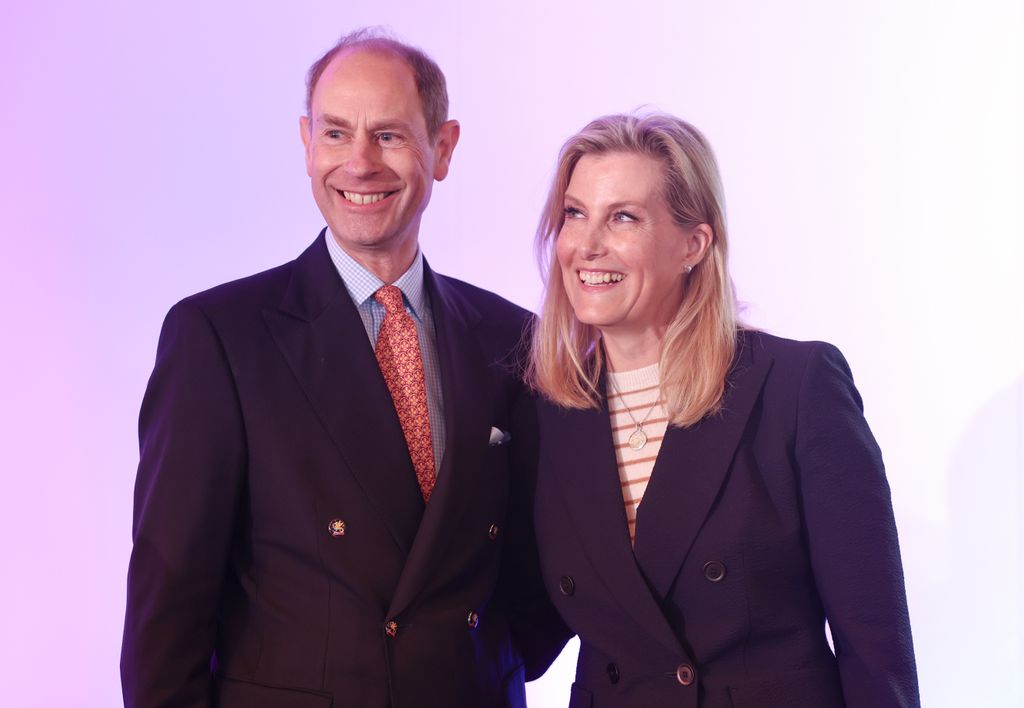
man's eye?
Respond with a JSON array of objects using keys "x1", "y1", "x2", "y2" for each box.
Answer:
[
  {"x1": 378, "y1": 132, "x2": 403, "y2": 145},
  {"x1": 326, "y1": 130, "x2": 343, "y2": 140}
]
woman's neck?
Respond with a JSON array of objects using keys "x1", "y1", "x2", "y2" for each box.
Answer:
[{"x1": 601, "y1": 328, "x2": 664, "y2": 372}]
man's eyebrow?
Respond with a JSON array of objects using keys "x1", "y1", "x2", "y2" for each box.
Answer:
[
  {"x1": 316, "y1": 114, "x2": 415, "y2": 132},
  {"x1": 317, "y1": 114, "x2": 352, "y2": 129}
]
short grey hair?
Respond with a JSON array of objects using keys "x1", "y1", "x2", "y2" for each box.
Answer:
[{"x1": 305, "y1": 27, "x2": 449, "y2": 137}]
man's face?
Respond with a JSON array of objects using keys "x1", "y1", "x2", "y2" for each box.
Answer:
[{"x1": 300, "y1": 49, "x2": 458, "y2": 273}]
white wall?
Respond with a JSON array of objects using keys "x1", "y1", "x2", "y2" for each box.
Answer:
[{"x1": 1, "y1": 1, "x2": 1020, "y2": 705}]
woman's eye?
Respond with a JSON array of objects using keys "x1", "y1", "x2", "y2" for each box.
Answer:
[
  {"x1": 613, "y1": 211, "x2": 637, "y2": 223},
  {"x1": 563, "y1": 206, "x2": 584, "y2": 218}
]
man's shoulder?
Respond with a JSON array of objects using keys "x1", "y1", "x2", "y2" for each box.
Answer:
[
  {"x1": 176, "y1": 259, "x2": 295, "y2": 319},
  {"x1": 432, "y1": 274, "x2": 534, "y2": 370},
  {"x1": 434, "y1": 273, "x2": 531, "y2": 326}
]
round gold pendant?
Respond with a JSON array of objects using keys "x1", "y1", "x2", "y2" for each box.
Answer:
[{"x1": 628, "y1": 428, "x2": 647, "y2": 450}]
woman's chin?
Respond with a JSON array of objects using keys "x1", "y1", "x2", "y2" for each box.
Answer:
[{"x1": 573, "y1": 314, "x2": 617, "y2": 332}]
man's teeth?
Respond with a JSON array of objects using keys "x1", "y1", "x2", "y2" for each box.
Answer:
[
  {"x1": 579, "y1": 270, "x2": 625, "y2": 285},
  {"x1": 342, "y1": 191, "x2": 390, "y2": 205}
]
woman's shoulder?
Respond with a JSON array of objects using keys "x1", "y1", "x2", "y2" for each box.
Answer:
[
  {"x1": 737, "y1": 329, "x2": 859, "y2": 404},
  {"x1": 739, "y1": 328, "x2": 848, "y2": 368}
]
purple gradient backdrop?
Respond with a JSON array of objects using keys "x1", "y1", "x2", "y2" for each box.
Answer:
[{"x1": 1, "y1": 1, "x2": 1021, "y2": 706}]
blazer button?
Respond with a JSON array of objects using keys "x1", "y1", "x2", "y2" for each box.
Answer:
[
  {"x1": 385, "y1": 620, "x2": 398, "y2": 638},
  {"x1": 467, "y1": 610, "x2": 480, "y2": 629},
  {"x1": 487, "y1": 523, "x2": 499, "y2": 541},
  {"x1": 327, "y1": 519, "x2": 347, "y2": 537},
  {"x1": 676, "y1": 664, "x2": 695, "y2": 686},
  {"x1": 606, "y1": 663, "x2": 620, "y2": 684},
  {"x1": 703, "y1": 560, "x2": 726, "y2": 582},
  {"x1": 558, "y1": 575, "x2": 575, "y2": 596}
]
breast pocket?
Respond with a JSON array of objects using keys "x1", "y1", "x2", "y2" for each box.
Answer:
[{"x1": 480, "y1": 442, "x2": 512, "y2": 503}]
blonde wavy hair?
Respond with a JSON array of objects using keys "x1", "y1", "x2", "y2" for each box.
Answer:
[{"x1": 528, "y1": 113, "x2": 739, "y2": 427}]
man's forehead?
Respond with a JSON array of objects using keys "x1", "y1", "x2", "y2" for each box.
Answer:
[
  {"x1": 311, "y1": 47, "x2": 424, "y2": 122},
  {"x1": 320, "y1": 47, "x2": 416, "y2": 89}
]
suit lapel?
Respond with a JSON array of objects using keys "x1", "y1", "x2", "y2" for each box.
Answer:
[
  {"x1": 546, "y1": 394, "x2": 683, "y2": 656},
  {"x1": 388, "y1": 265, "x2": 491, "y2": 618},
  {"x1": 262, "y1": 232, "x2": 424, "y2": 555},
  {"x1": 632, "y1": 334, "x2": 773, "y2": 601}
]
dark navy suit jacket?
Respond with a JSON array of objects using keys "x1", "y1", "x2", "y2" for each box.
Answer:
[
  {"x1": 121, "y1": 232, "x2": 567, "y2": 708},
  {"x1": 534, "y1": 331, "x2": 919, "y2": 708}
]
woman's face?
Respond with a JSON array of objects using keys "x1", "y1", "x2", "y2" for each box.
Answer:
[{"x1": 556, "y1": 151, "x2": 703, "y2": 342}]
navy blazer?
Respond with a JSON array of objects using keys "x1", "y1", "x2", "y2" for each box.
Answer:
[
  {"x1": 121, "y1": 232, "x2": 567, "y2": 708},
  {"x1": 534, "y1": 331, "x2": 919, "y2": 708}
]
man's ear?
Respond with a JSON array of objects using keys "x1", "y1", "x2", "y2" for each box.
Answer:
[
  {"x1": 299, "y1": 116, "x2": 313, "y2": 177},
  {"x1": 433, "y1": 119, "x2": 460, "y2": 181}
]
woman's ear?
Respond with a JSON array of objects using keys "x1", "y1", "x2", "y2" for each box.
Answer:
[{"x1": 682, "y1": 223, "x2": 714, "y2": 271}]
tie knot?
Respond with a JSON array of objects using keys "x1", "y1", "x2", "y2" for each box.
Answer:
[{"x1": 374, "y1": 285, "x2": 405, "y2": 313}]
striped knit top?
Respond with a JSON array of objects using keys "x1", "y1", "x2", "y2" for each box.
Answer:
[{"x1": 606, "y1": 363, "x2": 667, "y2": 544}]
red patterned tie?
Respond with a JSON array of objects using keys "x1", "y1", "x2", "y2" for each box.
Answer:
[{"x1": 374, "y1": 285, "x2": 436, "y2": 502}]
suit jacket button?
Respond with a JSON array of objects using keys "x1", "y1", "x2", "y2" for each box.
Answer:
[
  {"x1": 467, "y1": 610, "x2": 480, "y2": 629},
  {"x1": 327, "y1": 519, "x2": 347, "y2": 537},
  {"x1": 676, "y1": 664, "x2": 695, "y2": 686},
  {"x1": 488, "y1": 523, "x2": 499, "y2": 540},
  {"x1": 558, "y1": 575, "x2": 575, "y2": 596},
  {"x1": 606, "y1": 663, "x2": 620, "y2": 684},
  {"x1": 703, "y1": 560, "x2": 726, "y2": 582},
  {"x1": 385, "y1": 620, "x2": 398, "y2": 638}
]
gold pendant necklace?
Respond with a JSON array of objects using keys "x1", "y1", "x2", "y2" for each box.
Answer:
[{"x1": 607, "y1": 374, "x2": 660, "y2": 451}]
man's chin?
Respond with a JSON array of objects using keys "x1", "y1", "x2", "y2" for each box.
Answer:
[{"x1": 327, "y1": 222, "x2": 419, "y2": 255}]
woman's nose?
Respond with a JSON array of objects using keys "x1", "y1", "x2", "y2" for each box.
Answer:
[{"x1": 579, "y1": 221, "x2": 607, "y2": 259}]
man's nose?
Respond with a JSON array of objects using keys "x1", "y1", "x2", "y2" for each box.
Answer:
[{"x1": 343, "y1": 133, "x2": 381, "y2": 177}]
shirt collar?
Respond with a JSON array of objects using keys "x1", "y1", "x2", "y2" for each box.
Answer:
[{"x1": 325, "y1": 229, "x2": 428, "y2": 319}]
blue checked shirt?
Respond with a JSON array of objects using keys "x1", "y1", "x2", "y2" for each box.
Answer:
[{"x1": 326, "y1": 231, "x2": 446, "y2": 473}]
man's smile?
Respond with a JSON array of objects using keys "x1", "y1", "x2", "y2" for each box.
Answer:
[{"x1": 336, "y1": 189, "x2": 399, "y2": 205}]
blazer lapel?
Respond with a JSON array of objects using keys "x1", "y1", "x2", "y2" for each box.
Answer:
[
  {"x1": 262, "y1": 232, "x2": 424, "y2": 555},
  {"x1": 387, "y1": 264, "x2": 491, "y2": 618},
  {"x1": 632, "y1": 333, "x2": 773, "y2": 602},
  {"x1": 546, "y1": 394, "x2": 683, "y2": 656}
]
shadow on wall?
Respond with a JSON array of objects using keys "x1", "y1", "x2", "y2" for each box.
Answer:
[{"x1": 936, "y1": 377, "x2": 1023, "y2": 707}]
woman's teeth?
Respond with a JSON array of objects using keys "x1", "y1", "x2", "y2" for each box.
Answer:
[{"x1": 579, "y1": 270, "x2": 624, "y2": 285}]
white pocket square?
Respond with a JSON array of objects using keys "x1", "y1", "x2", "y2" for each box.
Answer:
[{"x1": 489, "y1": 426, "x2": 512, "y2": 445}]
